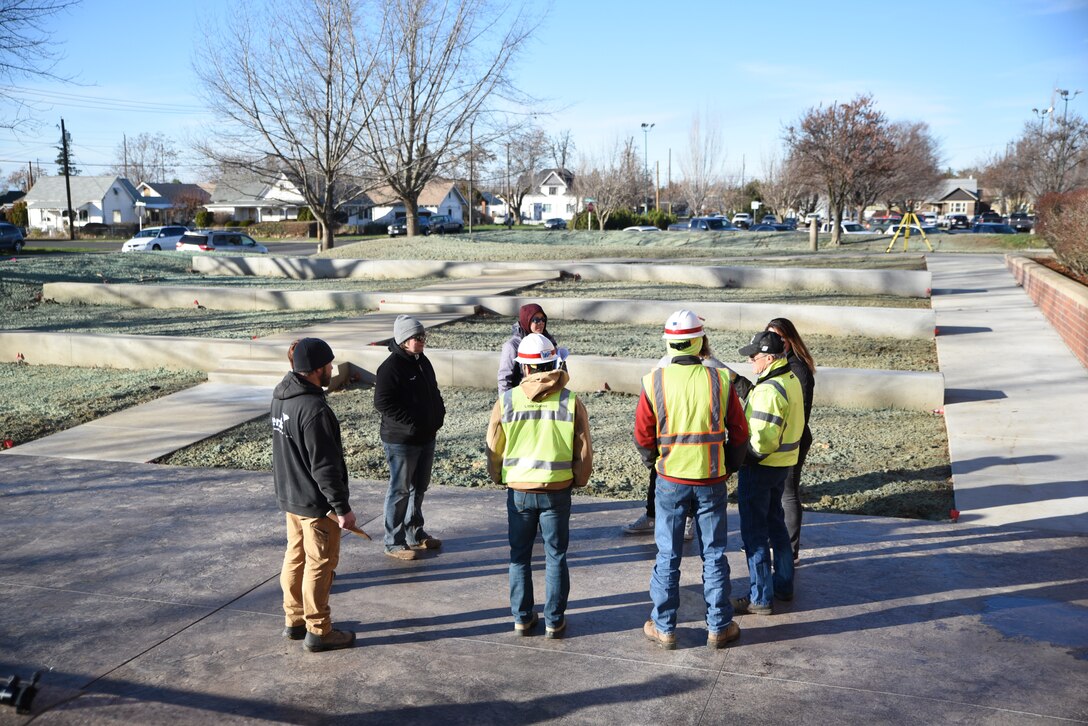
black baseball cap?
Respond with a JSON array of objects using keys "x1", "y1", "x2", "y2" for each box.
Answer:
[{"x1": 739, "y1": 330, "x2": 785, "y2": 358}]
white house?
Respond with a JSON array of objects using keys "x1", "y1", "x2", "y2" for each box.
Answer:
[
  {"x1": 367, "y1": 178, "x2": 467, "y2": 226},
  {"x1": 23, "y1": 175, "x2": 141, "y2": 232},
  {"x1": 520, "y1": 168, "x2": 577, "y2": 223},
  {"x1": 205, "y1": 171, "x2": 307, "y2": 222},
  {"x1": 135, "y1": 182, "x2": 211, "y2": 227}
]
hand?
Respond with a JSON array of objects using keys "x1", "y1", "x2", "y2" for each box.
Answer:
[{"x1": 337, "y1": 511, "x2": 357, "y2": 531}]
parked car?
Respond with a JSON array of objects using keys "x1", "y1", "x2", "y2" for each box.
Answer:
[
  {"x1": 781, "y1": 217, "x2": 799, "y2": 229},
  {"x1": 121, "y1": 225, "x2": 189, "y2": 252},
  {"x1": 749, "y1": 223, "x2": 795, "y2": 232},
  {"x1": 388, "y1": 215, "x2": 433, "y2": 237},
  {"x1": 78, "y1": 222, "x2": 112, "y2": 236},
  {"x1": 175, "y1": 230, "x2": 268, "y2": 253},
  {"x1": 1007, "y1": 212, "x2": 1034, "y2": 232},
  {"x1": 976, "y1": 211, "x2": 1003, "y2": 224},
  {"x1": 0, "y1": 222, "x2": 25, "y2": 253},
  {"x1": 622, "y1": 225, "x2": 660, "y2": 232},
  {"x1": 731, "y1": 213, "x2": 752, "y2": 229},
  {"x1": 543, "y1": 217, "x2": 567, "y2": 230},
  {"x1": 944, "y1": 214, "x2": 971, "y2": 230},
  {"x1": 865, "y1": 216, "x2": 903, "y2": 234},
  {"x1": 427, "y1": 214, "x2": 464, "y2": 234},
  {"x1": 667, "y1": 216, "x2": 739, "y2": 232},
  {"x1": 920, "y1": 213, "x2": 938, "y2": 227},
  {"x1": 971, "y1": 223, "x2": 1017, "y2": 234},
  {"x1": 759, "y1": 214, "x2": 778, "y2": 224},
  {"x1": 821, "y1": 221, "x2": 871, "y2": 235}
]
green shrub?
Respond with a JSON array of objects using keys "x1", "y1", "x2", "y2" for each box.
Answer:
[
  {"x1": 647, "y1": 208, "x2": 677, "y2": 229},
  {"x1": 247, "y1": 221, "x2": 315, "y2": 238},
  {"x1": 194, "y1": 210, "x2": 213, "y2": 228},
  {"x1": 297, "y1": 207, "x2": 314, "y2": 221},
  {"x1": 8, "y1": 201, "x2": 28, "y2": 227},
  {"x1": 224, "y1": 220, "x2": 240, "y2": 228},
  {"x1": 1036, "y1": 190, "x2": 1088, "y2": 277}
]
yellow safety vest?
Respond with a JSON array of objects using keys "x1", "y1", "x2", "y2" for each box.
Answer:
[
  {"x1": 500, "y1": 387, "x2": 576, "y2": 483},
  {"x1": 641, "y1": 364, "x2": 731, "y2": 480},
  {"x1": 745, "y1": 357, "x2": 804, "y2": 467}
]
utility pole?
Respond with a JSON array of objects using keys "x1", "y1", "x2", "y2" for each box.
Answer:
[
  {"x1": 123, "y1": 134, "x2": 128, "y2": 180},
  {"x1": 60, "y1": 118, "x2": 75, "y2": 241},
  {"x1": 468, "y1": 122, "x2": 474, "y2": 235},
  {"x1": 27, "y1": 161, "x2": 34, "y2": 190}
]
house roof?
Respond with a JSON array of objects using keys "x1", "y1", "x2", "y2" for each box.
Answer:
[
  {"x1": 537, "y1": 168, "x2": 573, "y2": 187},
  {"x1": 24, "y1": 175, "x2": 139, "y2": 209},
  {"x1": 0, "y1": 190, "x2": 25, "y2": 206},
  {"x1": 209, "y1": 173, "x2": 271, "y2": 205},
  {"x1": 368, "y1": 178, "x2": 465, "y2": 207},
  {"x1": 140, "y1": 182, "x2": 211, "y2": 204},
  {"x1": 932, "y1": 178, "x2": 979, "y2": 203}
]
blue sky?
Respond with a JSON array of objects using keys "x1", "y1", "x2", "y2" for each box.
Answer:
[{"x1": 1, "y1": 0, "x2": 1086, "y2": 186}]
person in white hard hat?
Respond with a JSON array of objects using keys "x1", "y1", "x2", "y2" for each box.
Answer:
[
  {"x1": 624, "y1": 311, "x2": 731, "y2": 541},
  {"x1": 635, "y1": 309, "x2": 750, "y2": 650},
  {"x1": 486, "y1": 333, "x2": 592, "y2": 639}
]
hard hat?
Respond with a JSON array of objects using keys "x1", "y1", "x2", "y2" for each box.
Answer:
[
  {"x1": 662, "y1": 309, "x2": 704, "y2": 340},
  {"x1": 516, "y1": 333, "x2": 559, "y2": 366}
]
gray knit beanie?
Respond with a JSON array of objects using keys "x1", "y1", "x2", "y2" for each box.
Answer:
[{"x1": 393, "y1": 315, "x2": 425, "y2": 345}]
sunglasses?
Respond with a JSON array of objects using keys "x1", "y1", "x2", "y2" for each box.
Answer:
[
  {"x1": 409, "y1": 333, "x2": 427, "y2": 343},
  {"x1": 529, "y1": 316, "x2": 547, "y2": 324}
]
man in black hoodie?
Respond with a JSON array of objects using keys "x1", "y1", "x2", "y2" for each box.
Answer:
[
  {"x1": 272, "y1": 337, "x2": 355, "y2": 653},
  {"x1": 375, "y1": 315, "x2": 446, "y2": 561}
]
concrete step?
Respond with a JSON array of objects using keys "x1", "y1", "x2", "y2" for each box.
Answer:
[
  {"x1": 207, "y1": 370, "x2": 285, "y2": 386},
  {"x1": 377, "y1": 302, "x2": 480, "y2": 315}
]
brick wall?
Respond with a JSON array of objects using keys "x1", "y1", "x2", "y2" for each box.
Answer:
[{"x1": 1007, "y1": 255, "x2": 1088, "y2": 370}]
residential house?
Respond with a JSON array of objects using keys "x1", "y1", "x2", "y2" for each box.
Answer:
[
  {"x1": 367, "y1": 178, "x2": 467, "y2": 226},
  {"x1": 520, "y1": 168, "x2": 577, "y2": 223},
  {"x1": 23, "y1": 175, "x2": 141, "y2": 232},
  {"x1": 478, "y1": 191, "x2": 508, "y2": 222},
  {"x1": 135, "y1": 182, "x2": 211, "y2": 226},
  {"x1": 923, "y1": 178, "x2": 982, "y2": 219},
  {"x1": 204, "y1": 171, "x2": 307, "y2": 223}
]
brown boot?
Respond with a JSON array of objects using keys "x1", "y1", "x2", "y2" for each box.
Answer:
[
  {"x1": 707, "y1": 621, "x2": 741, "y2": 649},
  {"x1": 643, "y1": 620, "x2": 676, "y2": 650},
  {"x1": 304, "y1": 629, "x2": 356, "y2": 653}
]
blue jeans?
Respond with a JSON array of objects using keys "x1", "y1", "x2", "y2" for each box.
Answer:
[
  {"x1": 737, "y1": 464, "x2": 794, "y2": 605},
  {"x1": 649, "y1": 476, "x2": 732, "y2": 634},
  {"x1": 508, "y1": 488, "x2": 571, "y2": 628},
  {"x1": 382, "y1": 440, "x2": 435, "y2": 550}
]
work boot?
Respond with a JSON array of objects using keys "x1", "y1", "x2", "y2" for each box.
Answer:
[
  {"x1": 514, "y1": 612, "x2": 538, "y2": 636},
  {"x1": 303, "y1": 629, "x2": 356, "y2": 653},
  {"x1": 622, "y1": 513, "x2": 655, "y2": 535},
  {"x1": 385, "y1": 547, "x2": 417, "y2": 561},
  {"x1": 731, "y1": 596, "x2": 773, "y2": 616},
  {"x1": 282, "y1": 624, "x2": 305, "y2": 640},
  {"x1": 411, "y1": 535, "x2": 443, "y2": 550},
  {"x1": 707, "y1": 621, "x2": 741, "y2": 649},
  {"x1": 545, "y1": 618, "x2": 566, "y2": 639},
  {"x1": 643, "y1": 620, "x2": 676, "y2": 650}
]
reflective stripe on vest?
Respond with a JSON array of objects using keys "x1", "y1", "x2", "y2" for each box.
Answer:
[
  {"x1": 745, "y1": 358, "x2": 805, "y2": 467},
  {"x1": 500, "y1": 387, "x2": 576, "y2": 483},
  {"x1": 641, "y1": 364, "x2": 730, "y2": 480}
]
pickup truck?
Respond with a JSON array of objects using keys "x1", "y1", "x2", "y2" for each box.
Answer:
[
  {"x1": 667, "y1": 216, "x2": 739, "y2": 232},
  {"x1": 1008, "y1": 212, "x2": 1034, "y2": 232},
  {"x1": 731, "y1": 213, "x2": 752, "y2": 229}
]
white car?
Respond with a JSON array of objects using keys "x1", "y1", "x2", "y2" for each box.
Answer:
[
  {"x1": 622, "y1": 225, "x2": 659, "y2": 232},
  {"x1": 731, "y1": 213, "x2": 752, "y2": 228},
  {"x1": 821, "y1": 221, "x2": 871, "y2": 235},
  {"x1": 175, "y1": 230, "x2": 268, "y2": 254},
  {"x1": 121, "y1": 225, "x2": 189, "y2": 252}
]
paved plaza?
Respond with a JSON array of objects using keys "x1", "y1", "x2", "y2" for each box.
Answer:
[{"x1": 0, "y1": 252, "x2": 1086, "y2": 724}]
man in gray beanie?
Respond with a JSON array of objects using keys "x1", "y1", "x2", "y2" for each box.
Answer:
[
  {"x1": 374, "y1": 315, "x2": 446, "y2": 560},
  {"x1": 272, "y1": 337, "x2": 355, "y2": 652}
]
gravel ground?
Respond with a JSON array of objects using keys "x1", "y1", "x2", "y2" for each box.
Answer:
[
  {"x1": 159, "y1": 385, "x2": 953, "y2": 521},
  {"x1": 0, "y1": 363, "x2": 206, "y2": 447},
  {"x1": 427, "y1": 314, "x2": 938, "y2": 371}
]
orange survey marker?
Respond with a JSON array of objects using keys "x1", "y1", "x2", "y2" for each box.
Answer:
[{"x1": 326, "y1": 513, "x2": 372, "y2": 540}]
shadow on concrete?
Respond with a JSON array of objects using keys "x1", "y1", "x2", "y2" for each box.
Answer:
[
  {"x1": 936, "y1": 325, "x2": 993, "y2": 334},
  {"x1": 952, "y1": 454, "x2": 1058, "y2": 473},
  {"x1": 931, "y1": 288, "x2": 988, "y2": 295},
  {"x1": 944, "y1": 388, "x2": 1008, "y2": 403}
]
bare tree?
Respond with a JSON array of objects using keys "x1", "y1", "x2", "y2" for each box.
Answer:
[
  {"x1": 195, "y1": 0, "x2": 382, "y2": 251},
  {"x1": 6, "y1": 167, "x2": 31, "y2": 191},
  {"x1": 677, "y1": 110, "x2": 726, "y2": 216},
  {"x1": 759, "y1": 152, "x2": 815, "y2": 220},
  {"x1": 574, "y1": 137, "x2": 641, "y2": 230},
  {"x1": 785, "y1": 95, "x2": 891, "y2": 246},
  {"x1": 550, "y1": 129, "x2": 575, "y2": 170},
  {"x1": 979, "y1": 148, "x2": 1030, "y2": 214},
  {"x1": 359, "y1": 0, "x2": 535, "y2": 237},
  {"x1": 505, "y1": 127, "x2": 549, "y2": 224},
  {"x1": 1016, "y1": 112, "x2": 1088, "y2": 197},
  {"x1": 110, "y1": 132, "x2": 180, "y2": 183},
  {"x1": 0, "y1": 0, "x2": 79, "y2": 129},
  {"x1": 850, "y1": 120, "x2": 942, "y2": 219}
]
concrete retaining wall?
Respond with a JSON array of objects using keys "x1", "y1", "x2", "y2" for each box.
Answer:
[
  {"x1": 1006, "y1": 255, "x2": 1088, "y2": 370},
  {"x1": 40, "y1": 283, "x2": 935, "y2": 339},
  {"x1": 0, "y1": 331, "x2": 943, "y2": 411},
  {"x1": 191, "y1": 257, "x2": 932, "y2": 297}
]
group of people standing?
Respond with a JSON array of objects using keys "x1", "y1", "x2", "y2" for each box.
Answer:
[{"x1": 269, "y1": 302, "x2": 814, "y2": 653}]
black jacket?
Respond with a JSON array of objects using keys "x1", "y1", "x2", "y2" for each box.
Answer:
[
  {"x1": 374, "y1": 343, "x2": 446, "y2": 444},
  {"x1": 271, "y1": 372, "x2": 351, "y2": 518}
]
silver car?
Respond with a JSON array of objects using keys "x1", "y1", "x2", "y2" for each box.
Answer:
[
  {"x1": 121, "y1": 225, "x2": 189, "y2": 252},
  {"x1": 175, "y1": 230, "x2": 268, "y2": 254}
]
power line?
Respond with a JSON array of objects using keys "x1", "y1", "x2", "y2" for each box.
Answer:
[{"x1": 7, "y1": 85, "x2": 208, "y2": 115}]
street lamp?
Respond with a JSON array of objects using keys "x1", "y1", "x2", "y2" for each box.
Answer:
[
  {"x1": 1056, "y1": 88, "x2": 1082, "y2": 122},
  {"x1": 641, "y1": 122, "x2": 654, "y2": 214}
]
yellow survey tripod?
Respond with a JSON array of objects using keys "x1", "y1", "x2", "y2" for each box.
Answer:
[{"x1": 884, "y1": 205, "x2": 933, "y2": 253}]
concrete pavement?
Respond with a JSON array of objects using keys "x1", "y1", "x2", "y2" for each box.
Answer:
[
  {"x1": 0, "y1": 455, "x2": 1085, "y2": 724},
  {"x1": 929, "y1": 254, "x2": 1088, "y2": 535}
]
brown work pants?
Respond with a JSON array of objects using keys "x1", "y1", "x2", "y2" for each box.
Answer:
[{"x1": 281, "y1": 513, "x2": 341, "y2": 636}]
